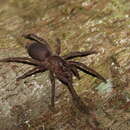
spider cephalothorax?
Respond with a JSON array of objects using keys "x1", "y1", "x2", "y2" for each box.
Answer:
[{"x1": 0, "y1": 34, "x2": 106, "y2": 113}]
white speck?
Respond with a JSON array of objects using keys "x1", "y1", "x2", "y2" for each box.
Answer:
[
  {"x1": 111, "y1": 62, "x2": 115, "y2": 66},
  {"x1": 25, "y1": 120, "x2": 31, "y2": 128},
  {"x1": 66, "y1": 16, "x2": 70, "y2": 20},
  {"x1": 98, "y1": 20, "x2": 103, "y2": 24},
  {"x1": 82, "y1": 1, "x2": 90, "y2": 7},
  {"x1": 120, "y1": 39, "x2": 127, "y2": 44},
  {"x1": 86, "y1": 38, "x2": 91, "y2": 41},
  {"x1": 91, "y1": 91, "x2": 95, "y2": 94},
  {"x1": 125, "y1": 15, "x2": 129, "y2": 18},
  {"x1": 126, "y1": 97, "x2": 130, "y2": 102},
  {"x1": 101, "y1": 48, "x2": 105, "y2": 53},
  {"x1": 114, "y1": 66, "x2": 118, "y2": 69},
  {"x1": 25, "y1": 120, "x2": 29, "y2": 124}
]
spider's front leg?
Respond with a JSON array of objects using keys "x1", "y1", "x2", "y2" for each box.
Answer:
[
  {"x1": 23, "y1": 33, "x2": 49, "y2": 46},
  {"x1": 68, "y1": 61, "x2": 107, "y2": 83},
  {"x1": 63, "y1": 50, "x2": 97, "y2": 60},
  {"x1": 17, "y1": 66, "x2": 47, "y2": 81},
  {"x1": 69, "y1": 65, "x2": 80, "y2": 79},
  {"x1": 49, "y1": 71, "x2": 56, "y2": 108}
]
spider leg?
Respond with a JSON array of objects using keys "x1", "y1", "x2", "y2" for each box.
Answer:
[
  {"x1": 68, "y1": 61, "x2": 107, "y2": 83},
  {"x1": 49, "y1": 71, "x2": 56, "y2": 108},
  {"x1": 63, "y1": 51, "x2": 97, "y2": 60},
  {"x1": 0, "y1": 57, "x2": 41, "y2": 66},
  {"x1": 56, "y1": 74, "x2": 89, "y2": 114},
  {"x1": 55, "y1": 38, "x2": 61, "y2": 55},
  {"x1": 17, "y1": 66, "x2": 47, "y2": 81},
  {"x1": 57, "y1": 73, "x2": 100, "y2": 127},
  {"x1": 22, "y1": 33, "x2": 51, "y2": 50},
  {"x1": 70, "y1": 65, "x2": 80, "y2": 79},
  {"x1": 23, "y1": 33, "x2": 48, "y2": 44}
]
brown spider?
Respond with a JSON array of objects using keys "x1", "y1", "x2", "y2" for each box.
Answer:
[{"x1": 0, "y1": 34, "x2": 106, "y2": 113}]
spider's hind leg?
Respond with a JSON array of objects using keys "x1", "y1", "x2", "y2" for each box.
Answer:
[
  {"x1": 17, "y1": 67, "x2": 47, "y2": 81},
  {"x1": 0, "y1": 57, "x2": 41, "y2": 66},
  {"x1": 56, "y1": 74, "x2": 89, "y2": 114}
]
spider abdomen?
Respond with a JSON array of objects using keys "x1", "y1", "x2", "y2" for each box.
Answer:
[{"x1": 26, "y1": 42, "x2": 51, "y2": 61}]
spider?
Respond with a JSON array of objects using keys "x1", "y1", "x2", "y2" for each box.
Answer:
[{"x1": 0, "y1": 34, "x2": 106, "y2": 113}]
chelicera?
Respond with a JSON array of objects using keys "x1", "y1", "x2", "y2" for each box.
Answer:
[{"x1": 0, "y1": 34, "x2": 106, "y2": 113}]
